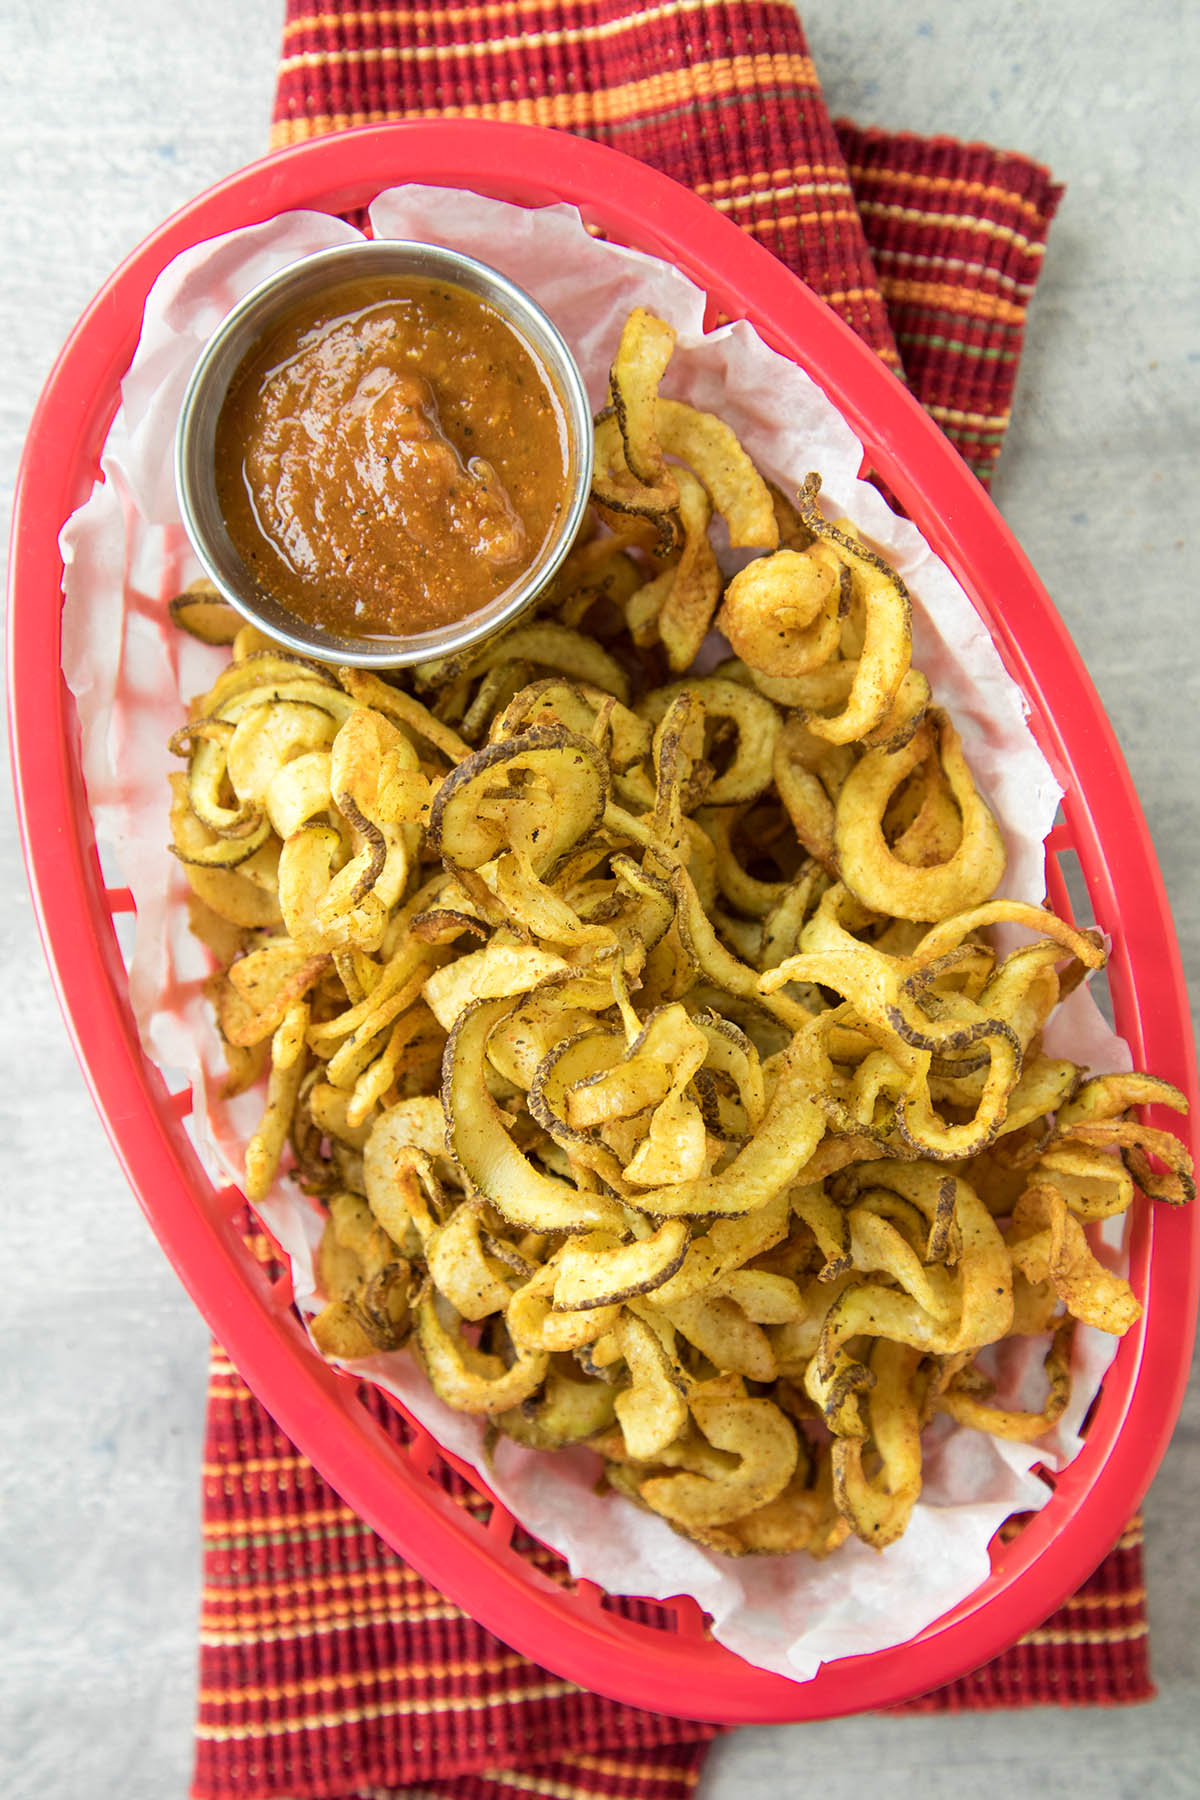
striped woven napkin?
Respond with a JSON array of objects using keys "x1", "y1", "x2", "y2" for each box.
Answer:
[{"x1": 192, "y1": 6, "x2": 1154, "y2": 1796}]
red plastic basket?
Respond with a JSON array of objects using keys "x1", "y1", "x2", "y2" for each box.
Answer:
[{"x1": 8, "y1": 121, "x2": 1198, "y2": 1724}]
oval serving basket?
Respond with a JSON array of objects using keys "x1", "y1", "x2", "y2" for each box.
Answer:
[{"x1": 8, "y1": 120, "x2": 1198, "y2": 1724}]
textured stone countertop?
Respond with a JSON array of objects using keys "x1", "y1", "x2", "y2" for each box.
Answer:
[{"x1": 1, "y1": 3, "x2": 1196, "y2": 1795}]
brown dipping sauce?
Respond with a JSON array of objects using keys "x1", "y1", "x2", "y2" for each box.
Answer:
[{"x1": 214, "y1": 275, "x2": 569, "y2": 639}]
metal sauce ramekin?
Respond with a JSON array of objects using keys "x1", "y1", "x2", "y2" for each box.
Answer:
[{"x1": 174, "y1": 239, "x2": 593, "y2": 669}]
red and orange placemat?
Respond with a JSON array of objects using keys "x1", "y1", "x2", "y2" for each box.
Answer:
[{"x1": 193, "y1": 6, "x2": 1152, "y2": 1796}]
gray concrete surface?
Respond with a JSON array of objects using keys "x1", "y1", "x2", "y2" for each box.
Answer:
[{"x1": 1, "y1": 3, "x2": 1196, "y2": 1796}]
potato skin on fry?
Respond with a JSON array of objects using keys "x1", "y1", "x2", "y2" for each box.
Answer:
[{"x1": 171, "y1": 304, "x2": 1194, "y2": 1566}]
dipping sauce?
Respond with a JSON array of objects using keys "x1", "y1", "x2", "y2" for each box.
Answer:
[{"x1": 214, "y1": 275, "x2": 569, "y2": 639}]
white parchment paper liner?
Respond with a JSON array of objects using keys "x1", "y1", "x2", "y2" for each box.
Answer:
[{"x1": 60, "y1": 187, "x2": 1134, "y2": 1685}]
